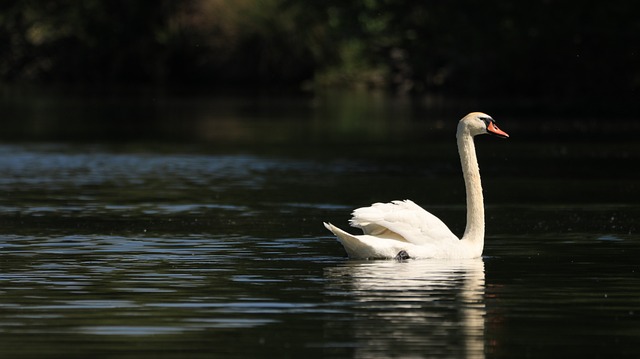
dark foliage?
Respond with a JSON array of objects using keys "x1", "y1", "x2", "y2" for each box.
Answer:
[{"x1": 0, "y1": 0, "x2": 638, "y2": 99}]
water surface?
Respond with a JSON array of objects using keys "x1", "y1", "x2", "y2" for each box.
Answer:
[{"x1": 0, "y1": 91, "x2": 639, "y2": 358}]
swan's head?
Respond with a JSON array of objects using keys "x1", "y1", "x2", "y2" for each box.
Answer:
[{"x1": 459, "y1": 112, "x2": 509, "y2": 138}]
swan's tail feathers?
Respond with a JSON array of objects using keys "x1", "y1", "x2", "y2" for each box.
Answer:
[
  {"x1": 323, "y1": 222, "x2": 355, "y2": 245},
  {"x1": 323, "y1": 222, "x2": 336, "y2": 234},
  {"x1": 324, "y1": 222, "x2": 381, "y2": 259}
]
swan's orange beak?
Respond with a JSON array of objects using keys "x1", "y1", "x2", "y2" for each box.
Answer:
[{"x1": 487, "y1": 121, "x2": 509, "y2": 138}]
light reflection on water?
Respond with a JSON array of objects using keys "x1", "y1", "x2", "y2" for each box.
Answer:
[
  {"x1": 0, "y1": 143, "x2": 639, "y2": 358},
  {"x1": 325, "y1": 259, "x2": 485, "y2": 358}
]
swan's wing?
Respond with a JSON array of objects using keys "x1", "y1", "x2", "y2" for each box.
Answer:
[{"x1": 349, "y1": 200, "x2": 458, "y2": 245}]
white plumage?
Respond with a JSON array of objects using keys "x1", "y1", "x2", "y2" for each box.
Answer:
[{"x1": 324, "y1": 112, "x2": 509, "y2": 260}]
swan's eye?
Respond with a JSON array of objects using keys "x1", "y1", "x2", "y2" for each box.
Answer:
[{"x1": 479, "y1": 117, "x2": 492, "y2": 126}]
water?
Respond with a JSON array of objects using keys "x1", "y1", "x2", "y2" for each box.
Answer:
[{"x1": 0, "y1": 91, "x2": 639, "y2": 358}]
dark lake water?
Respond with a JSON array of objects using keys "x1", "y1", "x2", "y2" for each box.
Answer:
[{"x1": 0, "y1": 89, "x2": 639, "y2": 358}]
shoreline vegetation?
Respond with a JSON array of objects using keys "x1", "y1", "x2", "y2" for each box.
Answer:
[{"x1": 0, "y1": 0, "x2": 638, "y2": 101}]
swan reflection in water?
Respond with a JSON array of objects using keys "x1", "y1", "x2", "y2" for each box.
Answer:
[{"x1": 324, "y1": 259, "x2": 485, "y2": 358}]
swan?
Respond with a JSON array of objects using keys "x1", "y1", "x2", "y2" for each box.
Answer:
[{"x1": 324, "y1": 112, "x2": 509, "y2": 260}]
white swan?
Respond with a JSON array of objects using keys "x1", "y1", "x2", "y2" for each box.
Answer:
[{"x1": 324, "y1": 112, "x2": 509, "y2": 259}]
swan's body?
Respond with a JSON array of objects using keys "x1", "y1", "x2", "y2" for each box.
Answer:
[{"x1": 324, "y1": 112, "x2": 509, "y2": 259}]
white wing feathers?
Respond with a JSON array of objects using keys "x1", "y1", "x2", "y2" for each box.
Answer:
[{"x1": 349, "y1": 200, "x2": 458, "y2": 245}]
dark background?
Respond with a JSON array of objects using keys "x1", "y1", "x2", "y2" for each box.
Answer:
[{"x1": 1, "y1": 0, "x2": 639, "y2": 110}]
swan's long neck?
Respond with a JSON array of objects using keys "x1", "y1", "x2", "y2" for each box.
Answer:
[{"x1": 456, "y1": 125, "x2": 485, "y2": 247}]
